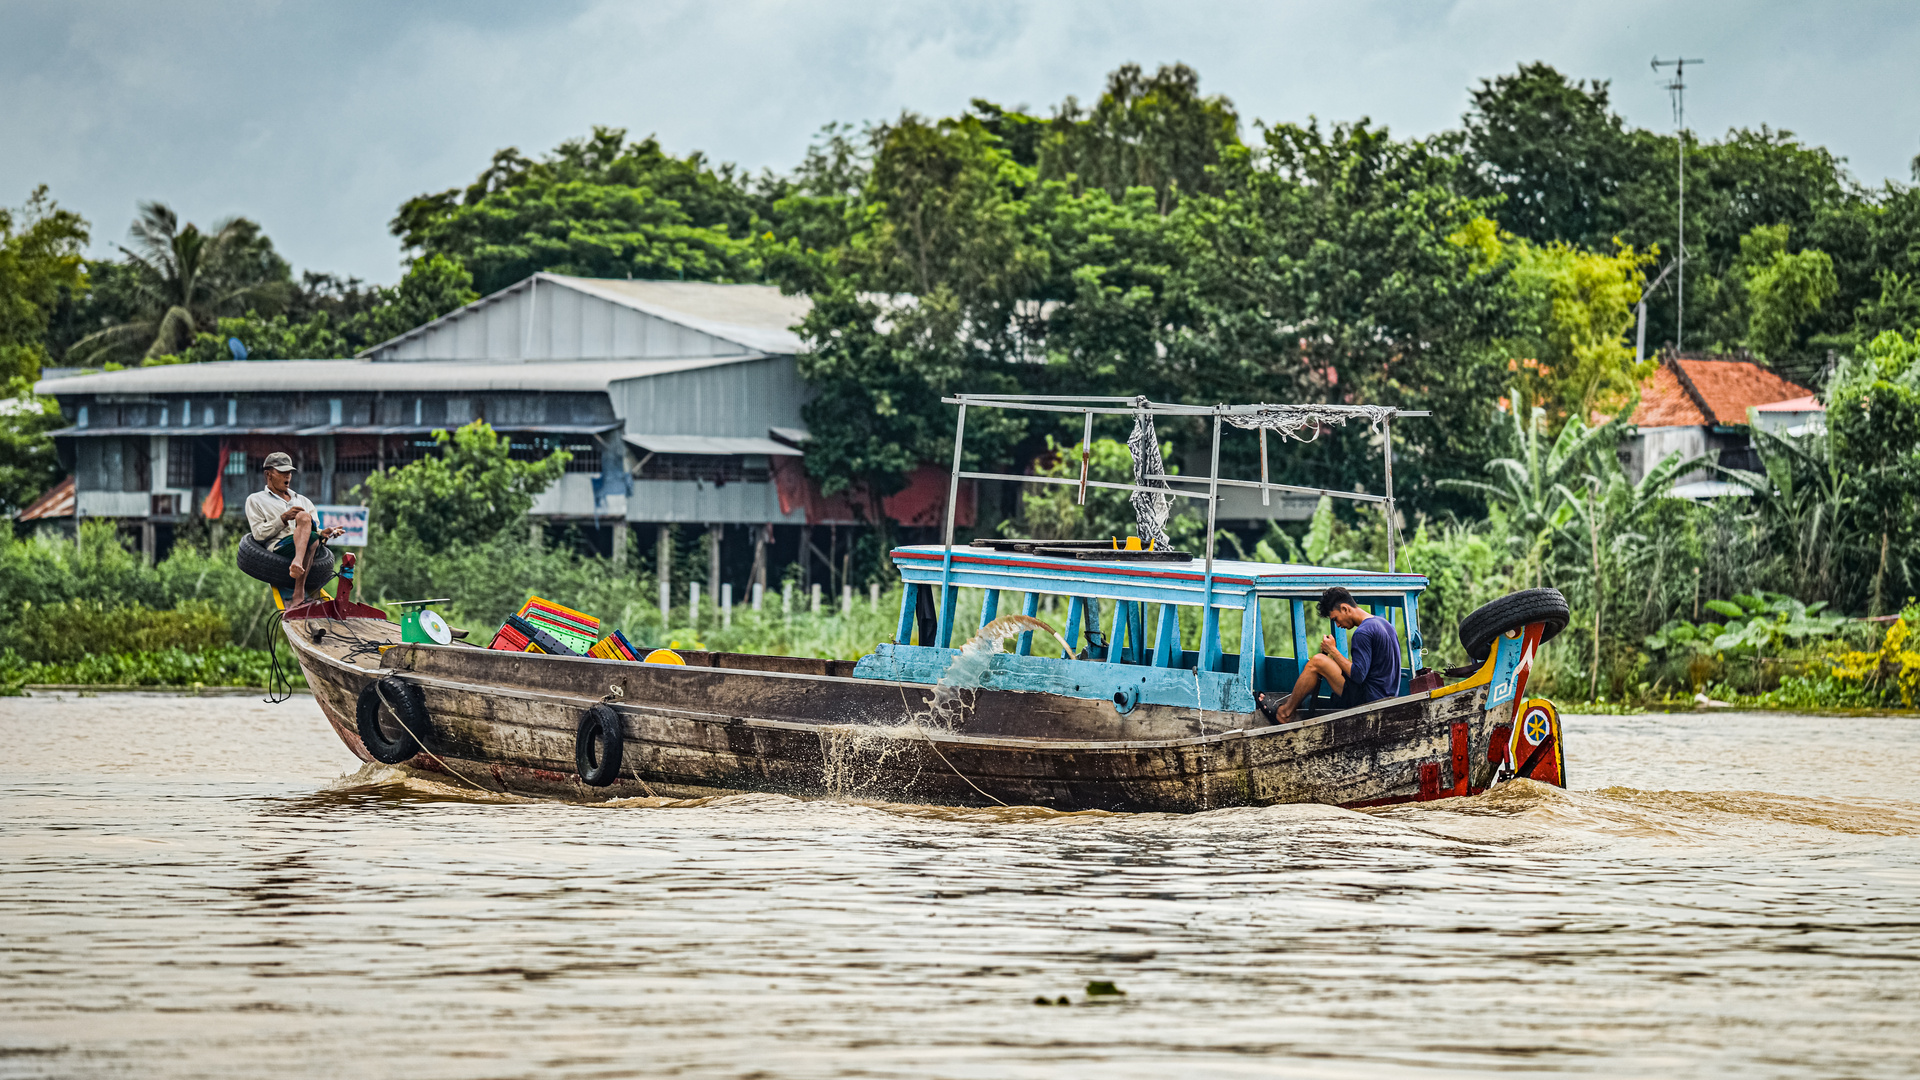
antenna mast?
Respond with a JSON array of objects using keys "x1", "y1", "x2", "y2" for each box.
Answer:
[{"x1": 1652, "y1": 55, "x2": 1704, "y2": 352}]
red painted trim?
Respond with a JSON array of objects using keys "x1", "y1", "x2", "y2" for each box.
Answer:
[
  {"x1": 1418, "y1": 762, "x2": 1441, "y2": 801},
  {"x1": 895, "y1": 548, "x2": 1255, "y2": 587},
  {"x1": 1450, "y1": 722, "x2": 1470, "y2": 797}
]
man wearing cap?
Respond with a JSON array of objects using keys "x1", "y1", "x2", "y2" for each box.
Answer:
[{"x1": 245, "y1": 452, "x2": 342, "y2": 606}]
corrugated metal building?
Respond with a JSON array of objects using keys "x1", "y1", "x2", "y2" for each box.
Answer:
[{"x1": 30, "y1": 273, "x2": 958, "y2": 593}]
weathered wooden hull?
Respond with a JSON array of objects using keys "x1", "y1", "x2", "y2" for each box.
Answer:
[{"x1": 288, "y1": 618, "x2": 1559, "y2": 812}]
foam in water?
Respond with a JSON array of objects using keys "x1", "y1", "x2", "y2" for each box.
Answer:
[{"x1": 819, "y1": 614, "x2": 1069, "y2": 798}]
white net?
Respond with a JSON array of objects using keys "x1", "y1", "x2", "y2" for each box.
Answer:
[
  {"x1": 1126, "y1": 397, "x2": 1173, "y2": 546},
  {"x1": 1222, "y1": 403, "x2": 1400, "y2": 441}
]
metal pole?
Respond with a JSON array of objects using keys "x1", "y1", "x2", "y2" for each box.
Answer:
[
  {"x1": 1199, "y1": 410, "x2": 1222, "y2": 664},
  {"x1": 1676, "y1": 126, "x2": 1685, "y2": 351},
  {"x1": 1077, "y1": 409, "x2": 1093, "y2": 505},
  {"x1": 1258, "y1": 427, "x2": 1270, "y2": 506},
  {"x1": 937, "y1": 402, "x2": 967, "y2": 648},
  {"x1": 1383, "y1": 415, "x2": 1396, "y2": 573}
]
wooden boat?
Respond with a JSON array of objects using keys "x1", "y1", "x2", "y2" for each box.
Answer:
[{"x1": 284, "y1": 396, "x2": 1570, "y2": 811}]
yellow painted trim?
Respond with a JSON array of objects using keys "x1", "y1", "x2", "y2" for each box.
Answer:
[{"x1": 1429, "y1": 647, "x2": 1500, "y2": 698}]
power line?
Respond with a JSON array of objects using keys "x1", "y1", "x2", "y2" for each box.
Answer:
[{"x1": 1652, "y1": 55, "x2": 1704, "y2": 352}]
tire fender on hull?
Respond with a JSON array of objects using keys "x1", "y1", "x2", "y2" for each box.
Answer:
[
  {"x1": 357, "y1": 677, "x2": 427, "y2": 764},
  {"x1": 576, "y1": 704, "x2": 624, "y2": 787}
]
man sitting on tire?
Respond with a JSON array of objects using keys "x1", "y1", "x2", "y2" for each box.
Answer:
[
  {"x1": 245, "y1": 452, "x2": 342, "y2": 607},
  {"x1": 1260, "y1": 586, "x2": 1402, "y2": 723}
]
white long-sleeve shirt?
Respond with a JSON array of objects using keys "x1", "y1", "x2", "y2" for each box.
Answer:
[{"x1": 246, "y1": 488, "x2": 316, "y2": 544}]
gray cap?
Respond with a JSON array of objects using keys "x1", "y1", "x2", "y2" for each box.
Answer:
[{"x1": 263, "y1": 451, "x2": 297, "y2": 473}]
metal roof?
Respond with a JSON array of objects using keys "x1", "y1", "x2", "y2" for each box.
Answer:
[
  {"x1": 357, "y1": 273, "x2": 810, "y2": 360},
  {"x1": 16, "y1": 476, "x2": 74, "y2": 520},
  {"x1": 624, "y1": 433, "x2": 802, "y2": 456},
  {"x1": 48, "y1": 421, "x2": 622, "y2": 439},
  {"x1": 34, "y1": 356, "x2": 760, "y2": 398},
  {"x1": 552, "y1": 277, "x2": 810, "y2": 355}
]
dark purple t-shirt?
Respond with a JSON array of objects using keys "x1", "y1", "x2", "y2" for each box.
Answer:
[{"x1": 1342, "y1": 614, "x2": 1402, "y2": 705}]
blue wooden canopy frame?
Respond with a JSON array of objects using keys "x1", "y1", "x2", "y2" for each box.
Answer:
[{"x1": 849, "y1": 396, "x2": 1431, "y2": 715}]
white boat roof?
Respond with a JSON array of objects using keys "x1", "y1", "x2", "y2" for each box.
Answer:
[{"x1": 892, "y1": 544, "x2": 1426, "y2": 602}]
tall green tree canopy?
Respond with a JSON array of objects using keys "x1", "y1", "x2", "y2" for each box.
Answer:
[
  {"x1": 1462, "y1": 62, "x2": 1646, "y2": 248},
  {"x1": 0, "y1": 185, "x2": 89, "y2": 383},
  {"x1": 392, "y1": 126, "x2": 769, "y2": 295}
]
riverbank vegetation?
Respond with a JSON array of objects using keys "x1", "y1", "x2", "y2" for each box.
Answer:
[{"x1": 4, "y1": 61, "x2": 1917, "y2": 707}]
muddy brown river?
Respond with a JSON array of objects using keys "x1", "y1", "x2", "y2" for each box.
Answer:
[{"x1": 2, "y1": 693, "x2": 1916, "y2": 1078}]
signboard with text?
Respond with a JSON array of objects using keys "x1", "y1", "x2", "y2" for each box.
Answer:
[{"x1": 314, "y1": 505, "x2": 369, "y2": 547}]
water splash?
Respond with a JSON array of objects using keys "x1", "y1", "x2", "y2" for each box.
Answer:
[{"x1": 820, "y1": 614, "x2": 1070, "y2": 798}]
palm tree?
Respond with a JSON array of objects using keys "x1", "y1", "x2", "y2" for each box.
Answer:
[{"x1": 70, "y1": 202, "x2": 288, "y2": 363}]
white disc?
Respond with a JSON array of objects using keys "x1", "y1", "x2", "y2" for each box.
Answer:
[{"x1": 418, "y1": 609, "x2": 453, "y2": 645}]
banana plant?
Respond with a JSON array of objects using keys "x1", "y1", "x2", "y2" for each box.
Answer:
[
  {"x1": 1716, "y1": 420, "x2": 1855, "y2": 603},
  {"x1": 1439, "y1": 389, "x2": 1619, "y2": 586},
  {"x1": 1697, "y1": 591, "x2": 1846, "y2": 654}
]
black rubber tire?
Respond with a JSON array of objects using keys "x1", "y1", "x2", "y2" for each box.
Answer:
[
  {"x1": 237, "y1": 533, "x2": 336, "y2": 595},
  {"x1": 576, "y1": 704, "x2": 624, "y2": 787},
  {"x1": 1459, "y1": 588, "x2": 1570, "y2": 661},
  {"x1": 356, "y1": 678, "x2": 425, "y2": 764}
]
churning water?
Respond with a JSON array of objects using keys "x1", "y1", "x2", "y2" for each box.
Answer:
[{"x1": 2, "y1": 693, "x2": 1917, "y2": 1078}]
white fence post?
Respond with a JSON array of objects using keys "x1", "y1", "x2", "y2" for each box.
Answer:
[
  {"x1": 752, "y1": 582, "x2": 764, "y2": 611},
  {"x1": 782, "y1": 581, "x2": 792, "y2": 615},
  {"x1": 841, "y1": 584, "x2": 852, "y2": 616},
  {"x1": 689, "y1": 582, "x2": 701, "y2": 625},
  {"x1": 869, "y1": 582, "x2": 879, "y2": 611},
  {"x1": 810, "y1": 583, "x2": 821, "y2": 614},
  {"x1": 722, "y1": 583, "x2": 733, "y2": 629}
]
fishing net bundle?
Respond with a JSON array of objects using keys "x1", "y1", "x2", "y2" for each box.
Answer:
[
  {"x1": 1125, "y1": 401, "x2": 1401, "y2": 541},
  {"x1": 1220, "y1": 403, "x2": 1401, "y2": 439},
  {"x1": 1126, "y1": 398, "x2": 1174, "y2": 546}
]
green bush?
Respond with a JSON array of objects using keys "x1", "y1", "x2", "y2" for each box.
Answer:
[
  {"x1": 0, "y1": 645, "x2": 300, "y2": 691},
  {"x1": 2, "y1": 519, "x2": 286, "y2": 657},
  {"x1": 1, "y1": 599, "x2": 228, "y2": 662}
]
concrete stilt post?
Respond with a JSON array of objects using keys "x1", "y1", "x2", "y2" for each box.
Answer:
[
  {"x1": 657, "y1": 524, "x2": 671, "y2": 626},
  {"x1": 707, "y1": 524, "x2": 722, "y2": 621}
]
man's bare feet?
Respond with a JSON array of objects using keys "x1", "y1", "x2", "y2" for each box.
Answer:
[{"x1": 1258, "y1": 693, "x2": 1298, "y2": 724}]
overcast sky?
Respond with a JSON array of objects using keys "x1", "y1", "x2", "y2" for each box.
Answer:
[{"x1": 5, "y1": 0, "x2": 1916, "y2": 285}]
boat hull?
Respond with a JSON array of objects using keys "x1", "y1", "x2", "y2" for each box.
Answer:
[{"x1": 289, "y1": 619, "x2": 1561, "y2": 812}]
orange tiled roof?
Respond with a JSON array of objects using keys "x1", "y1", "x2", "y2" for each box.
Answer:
[
  {"x1": 1631, "y1": 356, "x2": 1812, "y2": 429},
  {"x1": 1631, "y1": 363, "x2": 1707, "y2": 427}
]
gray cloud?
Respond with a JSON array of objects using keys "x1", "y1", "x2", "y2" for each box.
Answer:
[{"x1": 5, "y1": 0, "x2": 1915, "y2": 284}]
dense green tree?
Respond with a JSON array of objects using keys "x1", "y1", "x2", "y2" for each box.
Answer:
[
  {"x1": 1738, "y1": 224, "x2": 1838, "y2": 360},
  {"x1": 0, "y1": 186, "x2": 88, "y2": 511},
  {"x1": 149, "y1": 309, "x2": 354, "y2": 364},
  {"x1": 392, "y1": 126, "x2": 768, "y2": 295},
  {"x1": 791, "y1": 114, "x2": 1037, "y2": 510},
  {"x1": 358, "y1": 420, "x2": 569, "y2": 554},
  {"x1": 0, "y1": 185, "x2": 89, "y2": 382},
  {"x1": 1826, "y1": 330, "x2": 1920, "y2": 613},
  {"x1": 1032, "y1": 62, "x2": 1241, "y2": 212},
  {"x1": 352, "y1": 254, "x2": 479, "y2": 345},
  {"x1": 1164, "y1": 121, "x2": 1516, "y2": 502},
  {"x1": 1461, "y1": 62, "x2": 1648, "y2": 248}
]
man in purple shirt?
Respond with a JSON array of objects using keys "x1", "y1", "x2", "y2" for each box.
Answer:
[{"x1": 1260, "y1": 586, "x2": 1403, "y2": 723}]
